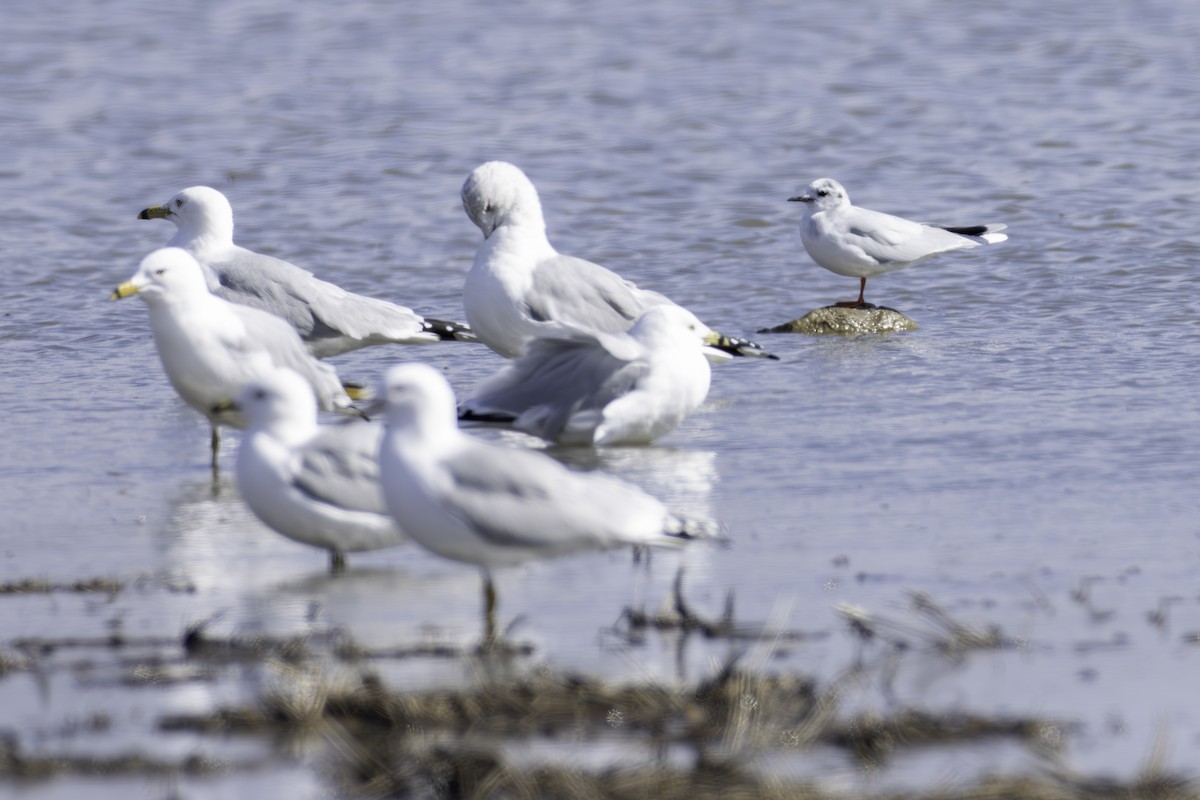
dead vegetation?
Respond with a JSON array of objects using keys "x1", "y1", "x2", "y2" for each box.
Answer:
[{"x1": 0, "y1": 579, "x2": 1196, "y2": 798}]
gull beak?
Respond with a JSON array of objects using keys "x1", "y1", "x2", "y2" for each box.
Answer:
[
  {"x1": 138, "y1": 205, "x2": 171, "y2": 220},
  {"x1": 210, "y1": 398, "x2": 240, "y2": 416},
  {"x1": 109, "y1": 280, "x2": 140, "y2": 301},
  {"x1": 787, "y1": 194, "x2": 813, "y2": 204},
  {"x1": 703, "y1": 331, "x2": 780, "y2": 361}
]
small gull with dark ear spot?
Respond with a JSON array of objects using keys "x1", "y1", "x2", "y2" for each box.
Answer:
[{"x1": 788, "y1": 178, "x2": 1007, "y2": 308}]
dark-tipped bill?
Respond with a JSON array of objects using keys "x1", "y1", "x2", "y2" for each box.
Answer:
[
  {"x1": 704, "y1": 331, "x2": 779, "y2": 360},
  {"x1": 109, "y1": 281, "x2": 140, "y2": 300},
  {"x1": 138, "y1": 205, "x2": 171, "y2": 220}
]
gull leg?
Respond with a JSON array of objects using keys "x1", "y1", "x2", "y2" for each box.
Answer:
[
  {"x1": 483, "y1": 570, "x2": 497, "y2": 644},
  {"x1": 210, "y1": 425, "x2": 221, "y2": 476},
  {"x1": 330, "y1": 551, "x2": 346, "y2": 574},
  {"x1": 836, "y1": 277, "x2": 868, "y2": 308}
]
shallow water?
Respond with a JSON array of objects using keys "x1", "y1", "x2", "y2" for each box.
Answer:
[{"x1": 3, "y1": 0, "x2": 1200, "y2": 794}]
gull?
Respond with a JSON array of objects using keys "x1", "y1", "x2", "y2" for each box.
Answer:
[
  {"x1": 378, "y1": 362, "x2": 716, "y2": 640},
  {"x1": 110, "y1": 247, "x2": 358, "y2": 470},
  {"x1": 460, "y1": 304, "x2": 755, "y2": 446},
  {"x1": 460, "y1": 161, "x2": 773, "y2": 361},
  {"x1": 224, "y1": 367, "x2": 405, "y2": 572},
  {"x1": 788, "y1": 178, "x2": 1008, "y2": 308},
  {"x1": 139, "y1": 186, "x2": 474, "y2": 358}
]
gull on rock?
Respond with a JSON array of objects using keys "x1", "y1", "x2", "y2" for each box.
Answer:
[{"x1": 789, "y1": 178, "x2": 1007, "y2": 308}]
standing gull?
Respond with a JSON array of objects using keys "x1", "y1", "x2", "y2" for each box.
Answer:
[
  {"x1": 788, "y1": 178, "x2": 1007, "y2": 308},
  {"x1": 460, "y1": 304, "x2": 755, "y2": 446},
  {"x1": 225, "y1": 367, "x2": 405, "y2": 572},
  {"x1": 110, "y1": 247, "x2": 357, "y2": 469},
  {"x1": 378, "y1": 362, "x2": 715, "y2": 640},
  {"x1": 139, "y1": 186, "x2": 473, "y2": 358},
  {"x1": 460, "y1": 161, "x2": 773, "y2": 361}
]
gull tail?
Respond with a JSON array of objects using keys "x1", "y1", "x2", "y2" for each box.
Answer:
[
  {"x1": 939, "y1": 223, "x2": 1008, "y2": 245},
  {"x1": 706, "y1": 333, "x2": 780, "y2": 361},
  {"x1": 421, "y1": 318, "x2": 479, "y2": 343}
]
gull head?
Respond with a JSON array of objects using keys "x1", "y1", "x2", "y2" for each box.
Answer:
[
  {"x1": 382, "y1": 362, "x2": 460, "y2": 439},
  {"x1": 235, "y1": 367, "x2": 320, "y2": 441},
  {"x1": 788, "y1": 178, "x2": 849, "y2": 212},
  {"x1": 461, "y1": 161, "x2": 543, "y2": 238},
  {"x1": 110, "y1": 247, "x2": 211, "y2": 305},
  {"x1": 139, "y1": 186, "x2": 235, "y2": 245},
  {"x1": 628, "y1": 305, "x2": 715, "y2": 351}
]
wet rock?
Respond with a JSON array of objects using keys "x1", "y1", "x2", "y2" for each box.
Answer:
[{"x1": 759, "y1": 306, "x2": 917, "y2": 336}]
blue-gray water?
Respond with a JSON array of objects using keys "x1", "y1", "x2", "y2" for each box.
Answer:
[{"x1": 3, "y1": 0, "x2": 1200, "y2": 795}]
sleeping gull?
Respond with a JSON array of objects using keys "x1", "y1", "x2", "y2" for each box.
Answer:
[
  {"x1": 788, "y1": 178, "x2": 1007, "y2": 308},
  {"x1": 139, "y1": 186, "x2": 474, "y2": 357},
  {"x1": 460, "y1": 161, "x2": 773, "y2": 362},
  {"x1": 223, "y1": 367, "x2": 405, "y2": 572},
  {"x1": 378, "y1": 362, "x2": 717, "y2": 640},
  {"x1": 460, "y1": 304, "x2": 758, "y2": 446},
  {"x1": 110, "y1": 247, "x2": 358, "y2": 469}
]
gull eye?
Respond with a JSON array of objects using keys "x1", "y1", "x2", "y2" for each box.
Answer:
[
  {"x1": 254, "y1": 389, "x2": 267, "y2": 401},
  {"x1": 175, "y1": 198, "x2": 184, "y2": 208},
  {"x1": 154, "y1": 268, "x2": 166, "y2": 276},
  {"x1": 816, "y1": 189, "x2": 828, "y2": 197}
]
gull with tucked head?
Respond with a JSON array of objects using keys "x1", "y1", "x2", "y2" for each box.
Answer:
[
  {"x1": 139, "y1": 186, "x2": 474, "y2": 358},
  {"x1": 110, "y1": 247, "x2": 357, "y2": 469},
  {"x1": 378, "y1": 362, "x2": 718, "y2": 640},
  {"x1": 460, "y1": 161, "x2": 774, "y2": 362},
  {"x1": 789, "y1": 178, "x2": 1008, "y2": 308}
]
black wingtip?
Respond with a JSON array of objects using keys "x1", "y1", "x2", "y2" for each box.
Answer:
[
  {"x1": 423, "y1": 318, "x2": 479, "y2": 343},
  {"x1": 458, "y1": 409, "x2": 518, "y2": 424},
  {"x1": 938, "y1": 224, "x2": 988, "y2": 237}
]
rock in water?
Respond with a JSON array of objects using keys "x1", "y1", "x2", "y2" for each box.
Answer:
[{"x1": 758, "y1": 306, "x2": 918, "y2": 336}]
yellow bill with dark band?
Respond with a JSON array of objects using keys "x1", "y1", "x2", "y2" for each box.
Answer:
[
  {"x1": 110, "y1": 281, "x2": 140, "y2": 300},
  {"x1": 138, "y1": 205, "x2": 171, "y2": 220},
  {"x1": 210, "y1": 398, "x2": 239, "y2": 416},
  {"x1": 703, "y1": 331, "x2": 779, "y2": 360}
]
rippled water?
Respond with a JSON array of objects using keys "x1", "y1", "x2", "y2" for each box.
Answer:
[{"x1": 3, "y1": 0, "x2": 1200, "y2": 794}]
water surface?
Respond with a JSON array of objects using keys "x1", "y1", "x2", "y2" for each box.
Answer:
[{"x1": 3, "y1": 0, "x2": 1200, "y2": 794}]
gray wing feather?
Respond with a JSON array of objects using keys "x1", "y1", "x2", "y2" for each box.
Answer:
[
  {"x1": 230, "y1": 305, "x2": 346, "y2": 408},
  {"x1": 527, "y1": 254, "x2": 671, "y2": 334},
  {"x1": 846, "y1": 208, "x2": 977, "y2": 264},
  {"x1": 436, "y1": 445, "x2": 660, "y2": 552},
  {"x1": 291, "y1": 423, "x2": 387, "y2": 513},
  {"x1": 211, "y1": 246, "x2": 435, "y2": 345},
  {"x1": 463, "y1": 334, "x2": 649, "y2": 440}
]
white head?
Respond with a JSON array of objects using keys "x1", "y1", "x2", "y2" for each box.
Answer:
[
  {"x1": 139, "y1": 186, "x2": 235, "y2": 246},
  {"x1": 628, "y1": 305, "x2": 715, "y2": 349},
  {"x1": 461, "y1": 161, "x2": 544, "y2": 238},
  {"x1": 235, "y1": 367, "x2": 319, "y2": 442},
  {"x1": 382, "y1": 362, "x2": 460, "y2": 439},
  {"x1": 110, "y1": 247, "x2": 212, "y2": 306},
  {"x1": 788, "y1": 178, "x2": 849, "y2": 212}
]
